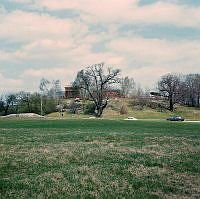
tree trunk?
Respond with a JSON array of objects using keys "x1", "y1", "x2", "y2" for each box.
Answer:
[
  {"x1": 4, "y1": 105, "x2": 9, "y2": 116},
  {"x1": 169, "y1": 97, "x2": 174, "y2": 111},
  {"x1": 40, "y1": 95, "x2": 43, "y2": 115},
  {"x1": 191, "y1": 97, "x2": 195, "y2": 107},
  {"x1": 96, "y1": 107, "x2": 103, "y2": 117},
  {"x1": 27, "y1": 101, "x2": 31, "y2": 112}
]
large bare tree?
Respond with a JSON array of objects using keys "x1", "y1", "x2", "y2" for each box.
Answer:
[
  {"x1": 73, "y1": 63, "x2": 120, "y2": 117},
  {"x1": 158, "y1": 73, "x2": 181, "y2": 111}
]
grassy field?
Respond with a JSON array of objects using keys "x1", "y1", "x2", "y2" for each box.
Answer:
[{"x1": 0, "y1": 118, "x2": 200, "y2": 198}]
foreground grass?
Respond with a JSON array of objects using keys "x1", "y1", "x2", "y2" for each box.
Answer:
[{"x1": 0, "y1": 119, "x2": 200, "y2": 198}]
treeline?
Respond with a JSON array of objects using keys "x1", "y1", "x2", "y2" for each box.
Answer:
[
  {"x1": 0, "y1": 78, "x2": 62, "y2": 116},
  {"x1": 0, "y1": 92, "x2": 57, "y2": 116},
  {"x1": 158, "y1": 73, "x2": 200, "y2": 111},
  {"x1": 0, "y1": 63, "x2": 199, "y2": 116}
]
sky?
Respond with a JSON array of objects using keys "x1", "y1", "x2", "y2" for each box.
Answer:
[{"x1": 0, "y1": 0, "x2": 200, "y2": 93}]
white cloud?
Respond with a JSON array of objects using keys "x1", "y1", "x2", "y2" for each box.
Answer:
[
  {"x1": 107, "y1": 36, "x2": 200, "y2": 65},
  {"x1": 8, "y1": 0, "x2": 32, "y2": 2},
  {"x1": 22, "y1": 68, "x2": 74, "y2": 79},
  {"x1": 127, "y1": 66, "x2": 170, "y2": 89},
  {"x1": 0, "y1": 51, "x2": 11, "y2": 61},
  {"x1": 0, "y1": 73, "x2": 23, "y2": 93},
  {"x1": 1, "y1": 0, "x2": 200, "y2": 92},
  {"x1": 39, "y1": 0, "x2": 200, "y2": 27},
  {"x1": 0, "y1": 10, "x2": 85, "y2": 43},
  {"x1": 20, "y1": 67, "x2": 78, "y2": 91},
  {"x1": 1, "y1": 32, "x2": 200, "y2": 90},
  {"x1": 106, "y1": 36, "x2": 200, "y2": 87}
]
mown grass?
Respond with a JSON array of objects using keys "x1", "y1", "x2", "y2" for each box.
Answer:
[{"x1": 0, "y1": 119, "x2": 200, "y2": 198}]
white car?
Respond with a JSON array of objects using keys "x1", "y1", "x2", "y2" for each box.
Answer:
[{"x1": 124, "y1": 117, "x2": 138, "y2": 120}]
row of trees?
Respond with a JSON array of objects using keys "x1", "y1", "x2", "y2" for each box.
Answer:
[
  {"x1": 158, "y1": 73, "x2": 200, "y2": 111},
  {"x1": 1, "y1": 63, "x2": 199, "y2": 117},
  {"x1": 0, "y1": 79, "x2": 62, "y2": 116},
  {"x1": 0, "y1": 92, "x2": 57, "y2": 116},
  {"x1": 0, "y1": 63, "x2": 145, "y2": 117},
  {"x1": 72, "y1": 64, "x2": 200, "y2": 116}
]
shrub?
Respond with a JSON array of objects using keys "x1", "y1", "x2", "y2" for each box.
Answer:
[
  {"x1": 106, "y1": 104, "x2": 119, "y2": 111},
  {"x1": 68, "y1": 101, "x2": 82, "y2": 114},
  {"x1": 43, "y1": 98, "x2": 57, "y2": 114},
  {"x1": 84, "y1": 103, "x2": 96, "y2": 115},
  {"x1": 132, "y1": 105, "x2": 143, "y2": 110},
  {"x1": 120, "y1": 105, "x2": 128, "y2": 115}
]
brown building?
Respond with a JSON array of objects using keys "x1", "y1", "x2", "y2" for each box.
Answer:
[
  {"x1": 65, "y1": 86, "x2": 80, "y2": 98},
  {"x1": 105, "y1": 90, "x2": 120, "y2": 98},
  {"x1": 65, "y1": 86, "x2": 120, "y2": 99}
]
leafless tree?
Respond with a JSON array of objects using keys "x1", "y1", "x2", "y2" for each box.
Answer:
[
  {"x1": 194, "y1": 75, "x2": 200, "y2": 107},
  {"x1": 120, "y1": 76, "x2": 135, "y2": 97},
  {"x1": 39, "y1": 78, "x2": 50, "y2": 115},
  {"x1": 182, "y1": 74, "x2": 200, "y2": 107},
  {"x1": 73, "y1": 63, "x2": 120, "y2": 117},
  {"x1": 158, "y1": 73, "x2": 181, "y2": 111}
]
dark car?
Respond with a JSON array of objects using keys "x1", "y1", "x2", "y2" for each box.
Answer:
[{"x1": 166, "y1": 116, "x2": 185, "y2": 121}]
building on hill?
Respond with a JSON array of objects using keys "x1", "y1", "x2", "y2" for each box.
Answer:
[
  {"x1": 64, "y1": 86, "x2": 120, "y2": 99},
  {"x1": 65, "y1": 86, "x2": 80, "y2": 98},
  {"x1": 91, "y1": 89, "x2": 121, "y2": 98},
  {"x1": 104, "y1": 89, "x2": 121, "y2": 98}
]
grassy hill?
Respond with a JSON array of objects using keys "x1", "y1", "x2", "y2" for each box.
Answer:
[{"x1": 48, "y1": 98, "x2": 200, "y2": 120}]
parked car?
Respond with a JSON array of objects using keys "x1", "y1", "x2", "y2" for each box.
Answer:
[
  {"x1": 124, "y1": 117, "x2": 138, "y2": 121},
  {"x1": 166, "y1": 116, "x2": 184, "y2": 121}
]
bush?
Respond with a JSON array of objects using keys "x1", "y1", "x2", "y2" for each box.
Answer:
[
  {"x1": 120, "y1": 105, "x2": 128, "y2": 115},
  {"x1": 106, "y1": 104, "x2": 119, "y2": 111},
  {"x1": 43, "y1": 98, "x2": 57, "y2": 114},
  {"x1": 132, "y1": 105, "x2": 143, "y2": 110},
  {"x1": 84, "y1": 103, "x2": 96, "y2": 115},
  {"x1": 68, "y1": 101, "x2": 82, "y2": 114}
]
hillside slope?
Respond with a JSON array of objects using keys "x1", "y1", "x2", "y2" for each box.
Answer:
[{"x1": 48, "y1": 98, "x2": 200, "y2": 120}]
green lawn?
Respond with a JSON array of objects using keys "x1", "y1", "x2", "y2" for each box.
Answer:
[{"x1": 0, "y1": 119, "x2": 200, "y2": 198}]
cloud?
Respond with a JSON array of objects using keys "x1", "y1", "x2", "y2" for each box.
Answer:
[
  {"x1": 0, "y1": 4, "x2": 6, "y2": 14},
  {"x1": 20, "y1": 67, "x2": 78, "y2": 91},
  {"x1": 106, "y1": 36, "x2": 200, "y2": 87},
  {"x1": 127, "y1": 66, "x2": 170, "y2": 89},
  {"x1": 0, "y1": 73, "x2": 23, "y2": 93},
  {"x1": 0, "y1": 10, "x2": 84, "y2": 43},
  {"x1": 22, "y1": 68, "x2": 74, "y2": 79},
  {"x1": 9, "y1": 0, "x2": 34, "y2": 3},
  {"x1": 0, "y1": 51, "x2": 11, "y2": 61},
  {"x1": 1, "y1": 32, "x2": 200, "y2": 90},
  {"x1": 107, "y1": 36, "x2": 200, "y2": 65},
  {"x1": 39, "y1": 0, "x2": 200, "y2": 27},
  {"x1": 0, "y1": 0, "x2": 200, "y2": 92}
]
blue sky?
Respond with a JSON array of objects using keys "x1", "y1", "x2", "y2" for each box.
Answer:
[{"x1": 0, "y1": 0, "x2": 200, "y2": 93}]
